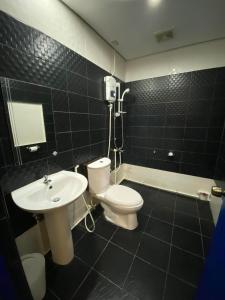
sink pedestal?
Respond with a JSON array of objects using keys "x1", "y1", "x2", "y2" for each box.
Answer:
[{"x1": 45, "y1": 207, "x2": 74, "y2": 265}]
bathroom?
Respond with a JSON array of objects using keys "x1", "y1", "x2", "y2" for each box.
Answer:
[{"x1": 0, "y1": 0, "x2": 225, "y2": 299}]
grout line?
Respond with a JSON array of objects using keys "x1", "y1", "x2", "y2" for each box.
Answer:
[
  {"x1": 47, "y1": 288, "x2": 61, "y2": 300},
  {"x1": 167, "y1": 272, "x2": 198, "y2": 289},
  {"x1": 162, "y1": 194, "x2": 176, "y2": 300},
  {"x1": 70, "y1": 226, "x2": 119, "y2": 299},
  {"x1": 140, "y1": 230, "x2": 204, "y2": 259},
  {"x1": 121, "y1": 212, "x2": 151, "y2": 289}
]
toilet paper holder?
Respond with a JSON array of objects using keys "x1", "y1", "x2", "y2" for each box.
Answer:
[{"x1": 26, "y1": 145, "x2": 40, "y2": 152}]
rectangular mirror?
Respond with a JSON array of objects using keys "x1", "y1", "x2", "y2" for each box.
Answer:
[
  {"x1": 8, "y1": 101, "x2": 46, "y2": 147},
  {"x1": 1, "y1": 78, "x2": 56, "y2": 165}
]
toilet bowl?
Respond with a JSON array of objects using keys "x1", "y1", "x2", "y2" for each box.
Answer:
[{"x1": 87, "y1": 157, "x2": 143, "y2": 230}]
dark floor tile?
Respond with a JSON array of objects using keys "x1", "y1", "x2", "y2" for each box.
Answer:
[
  {"x1": 172, "y1": 227, "x2": 203, "y2": 256},
  {"x1": 94, "y1": 243, "x2": 133, "y2": 287},
  {"x1": 197, "y1": 200, "x2": 213, "y2": 220},
  {"x1": 165, "y1": 275, "x2": 197, "y2": 300},
  {"x1": 151, "y1": 206, "x2": 174, "y2": 224},
  {"x1": 203, "y1": 236, "x2": 211, "y2": 257},
  {"x1": 124, "y1": 257, "x2": 166, "y2": 300},
  {"x1": 111, "y1": 214, "x2": 148, "y2": 254},
  {"x1": 47, "y1": 257, "x2": 90, "y2": 300},
  {"x1": 145, "y1": 218, "x2": 173, "y2": 243},
  {"x1": 152, "y1": 190, "x2": 176, "y2": 209},
  {"x1": 91, "y1": 204, "x2": 103, "y2": 220},
  {"x1": 121, "y1": 180, "x2": 146, "y2": 194},
  {"x1": 43, "y1": 289, "x2": 59, "y2": 300},
  {"x1": 75, "y1": 233, "x2": 107, "y2": 267},
  {"x1": 94, "y1": 215, "x2": 118, "y2": 240},
  {"x1": 141, "y1": 198, "x2": 153, "y2": 215},
  {"x1": 169, "y1": 247, "x2": 204, "y2": 286},
  {"x1": 137, "y1": 234, "x2": 170, "y2": 270},
  {"x1": 200, "y1": 219, "x2": 215, "y2": 237},
  {"x1": 176, "y1": 195, "x2": 198, "y2": 217},
  {"x1": 72, "y1": 270, "x2": 136, "y2": 300},
  {"x1": 174, "y1": 211, "x2": 200, "y2": 233},
  {"x1": 72, "y1": 226, "x2": 86, "y2": 244},
  {"x1": 45, "y1": 252, "x2": 57, "y2": 275}
]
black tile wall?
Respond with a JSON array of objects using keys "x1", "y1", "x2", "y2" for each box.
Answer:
[
  {"x1": 0, "y1": 11, "x2": 110, "y2": 236},
  {"x1": 125, "y1": 67, "x2": 225, "y2": 179}
]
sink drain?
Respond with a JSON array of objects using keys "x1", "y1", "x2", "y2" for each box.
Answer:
[{"x1": 52, "y1": 197, "x2": 60, "y2": 203}]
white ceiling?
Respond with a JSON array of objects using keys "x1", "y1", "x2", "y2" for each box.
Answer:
[{"x1": 63, "y1": 0, "x2": 225, "y2": 60}]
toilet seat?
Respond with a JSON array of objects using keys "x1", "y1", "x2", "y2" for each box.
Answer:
[{"x1": 104, "y1": 185, "x2": 143, "y2": 209}]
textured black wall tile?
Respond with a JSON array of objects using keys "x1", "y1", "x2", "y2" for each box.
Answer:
[
  {"x1": 90, "y1": 141, "x2": 106, "y2": 160},
  {"x1": 90, "y1": 129, "x2": 107, "y2": 144},
  {"x1": 0, "y1": 11, "x2": 34, "y2": 54},
  {"x1": 56, "y1": 132, "x2": 72, "y2": 152},
  {"x1": 89, "y1": 98, "x2": 106, "y2": 115},
  {"x1": 73, "y1": 145, "x2": 91, "y2": 165},
  {"x1": 34, "y1": 57, "x2": 67, "y2": 90},
  {"x1": 33, "y1": 31, "x2": 69, "y2": 69},
  {"x1": 68, "y1": 93, "x2": 89, "y2": 113},
  {"x1": 166, "y1": 115, "x2": 186, "y2": 127},
  {"x1": 90, "y1": 115, "x2": 106, "y2": 130},
  {"x1": 207, "y1": 127, "x2": 223, "y2": 142},
  {"x1": 70, "y1": 113, "x2": 89, "y2": 131},
  {"x1": 166, "y1": 101, "x2": 187, "y2": 115},
  {"x1": 67, "y1": 50, "x2": 87, "y2": 76},
  {"x1": 162, "y1": 139, "x2": 183, "y2": 151},
  {"x1": 87, "y1": 61, "x2": 107, "y2": 82},
  {"x1": 165, "y1": 127, "x2": 185, "y2": 139},
  {"x1": 72, "y1": 131, "x2": 90, "y2": 148},
  {"x1": 0, "y1": 43, "x2": 36, "y2": 81},
  {"x1": 125, "y1": 67, "x2": 225, "y2": 178},
  {"x1": 52, "y1": 89, "x2": 68, "y2": 111},
  {"x1": 88, "y1": 79, "x2": 103, "y2": 100},
  {"x1": 48, "y1": 150, "x2": 73, "y2": 173},
  {"x1": 54, "y1": 112, "x2": 70, "y2": 132},
  {"x1": 67, "y1": 71, "x2": 87, "y2": 95},
  {"x1": 184, "y1": 128, "x2": 207, "y2": 141},
  {"x1": 1, "y1": 160, "x2": 48, "y2": 194},
  {"x1": 186, "y1": 114, "x2": 209, "y2": 127},
  {"x1": 191, "y1": 69, "x2": 217, "y2": 86},
  {"x1": 0, "y1": 12, "x2": 111, "y2": 236}
]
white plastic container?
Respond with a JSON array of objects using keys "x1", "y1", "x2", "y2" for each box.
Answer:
[{"x1": 21, "y1": 253, "x2": 46, "y2": 300}]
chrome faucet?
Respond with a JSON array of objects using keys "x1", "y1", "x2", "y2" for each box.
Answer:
[{"x1": 43, "y1": 175, "x2": 51, "y2": 185}]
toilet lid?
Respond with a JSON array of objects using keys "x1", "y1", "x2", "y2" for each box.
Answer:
[{"x1": 105, "y1": 185, "x2": 143, "y2": 208}]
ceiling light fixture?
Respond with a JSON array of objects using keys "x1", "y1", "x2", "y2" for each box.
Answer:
[{"x1": 148, "y1": 0, "x2": 162, "y2": 7}]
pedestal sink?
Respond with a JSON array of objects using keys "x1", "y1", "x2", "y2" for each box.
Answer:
[{"x1": 11, "y1": 171, "x2": 88, "y2": 265}]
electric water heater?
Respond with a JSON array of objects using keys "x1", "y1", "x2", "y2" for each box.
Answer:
[{"x1": 104, "y1": 76, "x2": 117, "y2": 103}]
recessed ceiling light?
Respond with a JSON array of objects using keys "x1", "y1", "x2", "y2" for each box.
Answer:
[{"x1": 148, "y1": 0, "x2": 162, "y2": 7}]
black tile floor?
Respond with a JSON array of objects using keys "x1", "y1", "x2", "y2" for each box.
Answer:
[{"x1": 44, "y1": 180, "x2": 215, "y2": 300}]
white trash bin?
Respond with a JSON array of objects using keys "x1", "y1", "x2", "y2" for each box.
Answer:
[{"x1": 21, "y1": 253, "x2": 46, "y2": 300}]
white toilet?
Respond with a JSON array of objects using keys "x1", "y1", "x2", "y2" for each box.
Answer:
[{"x1": 87, "y1": 157, "x2": 143, "y2": 230}]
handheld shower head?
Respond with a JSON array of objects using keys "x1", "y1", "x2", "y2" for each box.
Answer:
[{"x1": 121, "y1": 88, "x2": 130, "y2": 101}]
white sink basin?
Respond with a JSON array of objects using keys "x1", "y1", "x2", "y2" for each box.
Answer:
[
  {"x1": 11, "y1": 170, "x2": 88, "y2": 213},
  {"x1": 11, "y1": 170, "x2": 88, "y2": 265}
]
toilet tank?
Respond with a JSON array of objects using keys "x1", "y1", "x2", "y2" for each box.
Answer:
[{"x1": 87, "y1": 157, "x2": 111, "y2": 194}]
